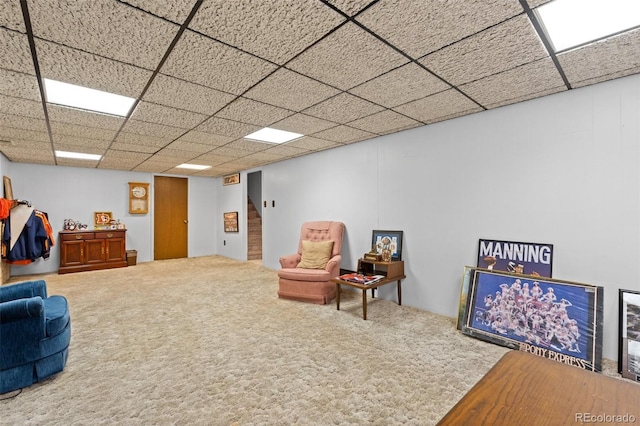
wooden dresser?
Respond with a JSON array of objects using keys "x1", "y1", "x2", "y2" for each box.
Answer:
[{"x1": 59, "y1": 230, "x2": 127, "y2": 274}]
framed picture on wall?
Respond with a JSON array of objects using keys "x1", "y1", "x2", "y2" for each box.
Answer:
[
  {"x1": 224, "y1": 211, "x2": 239, "y2": 232},
  {"x1": 459, "y1": 268, "x2": 603, "y2": 372},
  {"x1": 619, "y1": 289, "x2": 640, "y2": 382},
  {"x1": 371, "y1": 230, "x2": 403, "y2": 261}
]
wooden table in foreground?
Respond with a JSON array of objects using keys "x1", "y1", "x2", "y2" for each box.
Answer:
[
  {"x1": 437, "y1": 350, "x2": 640, "y2": 425},
  {"x1": 331, "y1": 259, "x2": 405, "y2": 320}
]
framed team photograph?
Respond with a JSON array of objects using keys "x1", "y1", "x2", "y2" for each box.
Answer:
[
  {"x1": 371, "y1": 230, "x2": 403, "y2": 261},
  {"x1": 477, "y1": 238, "x2": 554, "y2": 278},
  {"x1": 459, "y1": 268, "x2": 603, "y2": 372},
  {"x1": 618, "y1": 289, "x2": 640, "y2": 382}
]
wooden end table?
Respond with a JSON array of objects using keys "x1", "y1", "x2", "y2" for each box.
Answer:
[{"x1": 332, "y1": 259, "x2": 405, "y2": 320}]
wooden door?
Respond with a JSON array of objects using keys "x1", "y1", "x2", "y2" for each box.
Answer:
[{"x1": 154, "y1": 176, "x2": 188, "y2": 260}]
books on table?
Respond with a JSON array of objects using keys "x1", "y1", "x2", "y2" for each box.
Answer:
[{"x1": 338, "y1": 273, "x2": 385, "y2": 285}]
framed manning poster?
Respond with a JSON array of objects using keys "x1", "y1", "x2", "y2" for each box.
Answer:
[
  {"x1": 459, "y1": 268, "x2": 603, "y2": 372},
  {"x1": 619, "y1": 289, "x2": 640, "y2": 382},
  {"x1": 477, "y1": 238, "x2": 553, "y2": 278}
]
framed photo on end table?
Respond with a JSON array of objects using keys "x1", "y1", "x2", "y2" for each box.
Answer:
[{"x1": 371, "y1": 230, "x2": 403, "y2": 261}]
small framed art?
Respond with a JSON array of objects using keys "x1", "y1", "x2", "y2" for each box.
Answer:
[
  {"x1": 224, "y1": 211, "x2": 239, "y2": 232},
  {"x1": 619, "y1": 289, "x2": 640, "y2": 382},
  {"x1": 371, "y1": 230, "x2": 403, "y2": 261},
  {"x1": 223, "y1": 173, "x2": 240, "y2": 186},
  {"x1": 129, "y1": 182, "x2": 149, "y2": 214},
  {"x1": 94, "y1": 211, "x2": 113, "y2": 228}
]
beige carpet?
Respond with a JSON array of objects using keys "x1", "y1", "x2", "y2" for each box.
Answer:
[{"x1": 0, "y1": 256, "x2": 616, "y2": 425}]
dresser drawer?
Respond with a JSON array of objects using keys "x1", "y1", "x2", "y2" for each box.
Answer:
[
  {"x1": 95, "y1": 231, "x2": 125, "y2": 239},
  {"x1": 60, "y1": 232, "x2": 94, "y2": 241}
]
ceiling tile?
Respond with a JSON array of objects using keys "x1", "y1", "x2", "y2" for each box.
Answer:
[
  {"x1": 285, "y1": 136, "x2": 341, "y2": 151},
  {"x1": 348, "y1": 110, "x2": 422, "y2": 135},
  {"x1": 303, "y1": 92, "x2": 385, "y2": 123},
  {"x1": 144, "y1": 74, "x2": 237, "y2": 115},
  {"x1": 526, "y1": 0, "x2": 552, "y2": 8},
  {"x1": 163, "y1": 139, "x2": 217, "y2": 154},
  {"x1": 52, "y1": 134, "x2": 111, "y2": 150},
  {"x1": 50, "y1": 121, "x2": 118, "y2": 141},
  {"x1": 98, "y1": 157, "x2": 148, "y2": 170},
  {"x1": 459, "y1": 58, "x2": 566, "y2": 109},
  {"x1": 223, "y1": 139, "x2": 271, "y2": 153},
  {"x1": 259, "y1": 143, "x2": 309, "y2": 158},
  {"x1": 420, "y1": 15, "x2": 548, "y2": 86},
  {"x1": 196, "y1": 117, "x2": 260, "y2": 139},
  {"x1": 161, "y1": 30, "x2": 278, "y2": 95},
  {"x1": 36, "y1": 40, "x2": 153, "y2": 98},
  {"x1": 193, "y1": 152, "x2": 237, "y2": 165},
  {"x1": 0, "y1": 95, "x2": 45, "y2": 120},
  {"x1": 123, "y1": 0, "x2": 197, "y2": 23},
  {"x1": 271, "y1": 113, "x2": 337, "y2": 135},
  {"x1": 558, "y1": 29, "x2": 640, "y2": 89},
  {"x1": 349, "y1": 62, "x2": 450, "y2": 108},
  {"x1": 324, "y1": 0, "x2": 376, "y2": 17},
  {"x1": 214, "y1": 98, "x2": 293, "y2": 127},
  {"x1": 51, "y1": 140, "x2": 105, "y2": 155},
  {"x1": 0, "y1": 126, "x2": 49, "y2": 144},
  {"x1": 190, "y1": 0, "x2": 344, "y2": 64},
  {"x1": 153, "y1": 148, "x2": 199, "y2": 161},
  {"x1": 244, "y1": 68, "x2": 340, "y2": 111},
  {"x1": 56, "y1": 158, "x2": 100, "y2": 168},
  {"x1": 120, "y1": 119, "x2": 186, "y2": 141},
  {"x1": 29, "y1": 0, "x2": 179, "y2": 70},
  {"x1": 237, "y1": 151, "x2": 287, "y2": 165},
  {"x1": 393, "y1": 89, "x2": 483, "y2": 124},
  {"x1": 48, "y1": 105, "x2": 124, "y2": 130},
  {"x1": 287, "y1": 22, "x2": 409, "y2": 90},
  {"x1": 131, "y1": 102, "x2": 207, "y2": 129},
  {"x1": 113, "y1": 132, "x2": 169, "y2": 150},
  {"x1": 1, "y1": 145, "x2": 55, "y2": 164},
  {"x1": 207, "y1": 145, "x2": 254, "y2": 158},
  {"x1": 0, "y1": 113, "x2": 48, "y2": 133},
  {"x1": 175, "y1": 130, "x2": 233, "y2": 146},
  {"x1": 0, "y1": 1, "x2": 26, "y2": 32},
  {"x1": 311, "y1": 125, "x2": 374, "y2": 144},
  {"x1": 356, "y1": 0, "x2": 523, "y2": 58},
  {"x1": 132, "y1": 160, "x2": 174, "y2": 172},
  {"x1": 0, "y1": 69, "x2": 40, "y2": 101},
  {"x1": 1, "y1": 29, "x2": 35, "y2": 74}
]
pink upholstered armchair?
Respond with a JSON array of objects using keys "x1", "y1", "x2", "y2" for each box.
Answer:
[{"x1": 277, "y1": 221, "x2": 345, "y2": 304}]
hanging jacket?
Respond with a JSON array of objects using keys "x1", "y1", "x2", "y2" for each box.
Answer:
[{"x1": 2, "y1": 209, "x2": 55, "y2": 264}]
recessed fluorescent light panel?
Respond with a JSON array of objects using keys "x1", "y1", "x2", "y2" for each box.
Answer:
[
  {"x1": 244, "y1": 127, "x2": 303, "y2": 144},
  {"x1": 55, "y1": 150, "x2": 102, "y2": 161},
  {"x1": 536, "y1": 0, "x2": 640, "y2": 52},
  {"x1": 177, "y1": 163, "x2": 211, "y2": 170},
  {"x1": 43, "y1": 78, "x2": 136, "y2": 117}
]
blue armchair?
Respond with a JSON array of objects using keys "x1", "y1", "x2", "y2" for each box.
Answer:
[{"x1": 0, "y1": 280, "x2": 70, "y2": 394}]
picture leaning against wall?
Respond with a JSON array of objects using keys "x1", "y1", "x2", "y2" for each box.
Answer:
[
  {"x1": 619, "y1": 289, "x2": 640, "y2": 382},
  {"x1": 477, "y1": 238, "x2": 554, "y2": 278},
  {"x1": 459, "y1": 269, "x2": 603, "y2": 372}
]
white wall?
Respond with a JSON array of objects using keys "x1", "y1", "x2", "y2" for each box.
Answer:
[
  {"x1": 4, "y1": 165, "x2": 220, "y2": 274},
  {"x1": 260, "y1": 73, "x2": 640, "y2": 361}
]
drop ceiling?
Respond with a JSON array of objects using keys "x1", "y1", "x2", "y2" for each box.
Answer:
[{"x1": 1, "y1": 0, "x2": 638, "y2": 177}]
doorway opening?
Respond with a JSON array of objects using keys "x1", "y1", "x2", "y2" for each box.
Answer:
[{"x1": 247, "y1": 171, "x2": 262, "y2": 261}]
